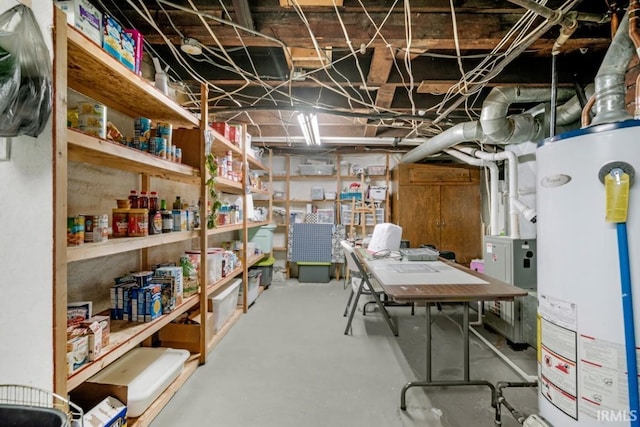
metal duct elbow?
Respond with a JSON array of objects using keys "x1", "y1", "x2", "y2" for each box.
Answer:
[
  {"x1": 400, "y1": 121, "x2": 482, "y2": 164},
  {"x1": 509, "y1": 114, "x2": 542, "y2": 143},
  {"x1": 556, "y1": 83, "x2": 595, "y2": 125},
  {"x1": 592, "y1": 12, "x2": 634, "y2": 125},
  {"x1": 480, "y1": 87, "x2": 575, "y2": 143}
]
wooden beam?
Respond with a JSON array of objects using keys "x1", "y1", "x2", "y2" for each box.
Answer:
[
  {"x1": 279, "y1": 0, "x2": 343, "y2": 6},
  {"x1": 367, "y1": 47, "x2": 394, "y2": 86},
  {"x1": 364, "y1": 84, "x2": 395, "y2": 137}
]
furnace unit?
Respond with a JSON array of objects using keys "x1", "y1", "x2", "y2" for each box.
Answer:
[{"x1": 482, "y1": 236, "x2": 537, "y2": 348}]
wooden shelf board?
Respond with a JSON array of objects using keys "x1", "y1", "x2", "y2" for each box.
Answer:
[
  {"x1": 67, "y1": 294, "x2": 200, "y2": 390},
  {"x1": 247, "y1": 220, "x2": 271, "y2": 229},
  {"x1": 208, "y1": 131, "x2": 243, "y2": 158},
  {"x1": 287, "y1": 199, "x2": 336, "y2": 203},
  {"x1": 128, "y1": 356, "x2": 200, "y2": 427},
  {"x1": 215, "y1": 176, "x2": 244, "y2": 194},
  {"x1": 68, "y1": 129, "x2": 199, "y2": 184},
  {"x1": 272, "y1": 246, "x2": 287, "y2": 251},
  {"x1": 288, "y1": 175, "x2": 338, "y2": 180},
  {"x1": 206, "y1": 267, "x2": 243, "y2": 296},
  {"x1": 340, "y1": 175, "x2": 386, "y2": 179},
  {"x1": 67, "y1": 231, "x2": 200, "y2": 263},
  {"x1": 66, "y1": 26, "x2": 198, "y2": 129},
  {"x1": 247, "y1": 253, "x2": 267, "y2": 267},
  {"x1": 247, "y1": 156, "x2": 269, "y2": 171},
  {"x1": 206, "y1": 223, "x2": 244, "y2": 236},
  {"x1": 206, "y1": 309, "x2": 243, "y2": 354},
  {"x1": 250, "y1": 188, "x2": 270, "y2": 196}
]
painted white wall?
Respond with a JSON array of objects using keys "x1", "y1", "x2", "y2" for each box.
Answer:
[{"x1": 0, "y1": 0, "x2": 54, "y2": 389}]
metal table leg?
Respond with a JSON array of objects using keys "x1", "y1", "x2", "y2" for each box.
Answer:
[{"x1": 401, "y1": 302, "x2": 496, "y2": 411}]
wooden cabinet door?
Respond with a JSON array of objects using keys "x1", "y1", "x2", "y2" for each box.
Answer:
[
  {"x1": 439, "y1": 184, "x2": 481, "y2": 265},
  {"x1": 396, "y1": 184, "x2": 441, "y2": 249}
]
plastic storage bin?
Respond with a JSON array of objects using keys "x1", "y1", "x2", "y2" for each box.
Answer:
[
  {"x1": 239, "y1": 270, "x2": 262, "y2": 306},
  {"x1": 86, "y1": 347, "x2": 190, "y2": 418},
  {"x1": 368, "y1": 186, "x2": 387, "y2": 200},
  {"x1": 209, "y1": 279, "x2": 242, "y2": 332},
  {"x1": 299, "y1": 164, "x2": 334, "y2": 175},
  {"x1": 310, "y1": 186, "x2": 324, "y2": 200},
  {"x1": 251, "y1": 257, "x2": 275, "y2": 288},
  {"x1": 241, "y1": 224, "x2": 277, "y2": 254},
  {"x1": 298, "y1": 262, "x2": 331, "y2": 283},
  {"x1": 185, "y1": 248, "x2": 223, "y2": 286}
]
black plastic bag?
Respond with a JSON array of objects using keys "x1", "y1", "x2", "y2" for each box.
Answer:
[{"x1": 0, "y1": 4, "x2": 52, "y2": 137}]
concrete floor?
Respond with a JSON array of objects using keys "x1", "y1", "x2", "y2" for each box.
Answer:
[{"x1": 150, "y1": 279, "x2": 539, "y2": 427}]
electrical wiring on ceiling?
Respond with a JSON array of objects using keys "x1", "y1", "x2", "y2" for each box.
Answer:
[{"x1": 102, "y1": 0, "x2": 598, "y2": 143}]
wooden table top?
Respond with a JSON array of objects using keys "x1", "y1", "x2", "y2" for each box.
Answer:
[{"x1": 360, "y1": 253, "x2": 528, "y2": 303}]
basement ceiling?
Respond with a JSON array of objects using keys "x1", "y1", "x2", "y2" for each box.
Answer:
[{"x1": 99, "y1": 0, "x2": 615, "y2": 153}]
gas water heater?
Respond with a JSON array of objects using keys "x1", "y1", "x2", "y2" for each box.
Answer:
[{"x1": 537, "y1": 121, "x2": 640, "y2": 426}]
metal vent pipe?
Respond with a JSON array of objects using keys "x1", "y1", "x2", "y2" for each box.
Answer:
[
  {"x1": 591, "y1": 11, "x2": 634, "y2": 125},
  {"x1": 400, "y1": 121, "x2": 482, "y2": 164}
]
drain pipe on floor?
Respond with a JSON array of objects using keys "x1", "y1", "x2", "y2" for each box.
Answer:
[{"x1": 469, "y1": 327, "x2": 538, "y2": 382}]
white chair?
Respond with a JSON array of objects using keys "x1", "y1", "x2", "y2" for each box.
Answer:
[{"x1": 340, "y1": 240, "x2": 398, "y2": 336}]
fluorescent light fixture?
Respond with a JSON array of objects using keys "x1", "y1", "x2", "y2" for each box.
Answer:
[{"x1": 297, "y1": 112, "x2": 321, "y2": 145}]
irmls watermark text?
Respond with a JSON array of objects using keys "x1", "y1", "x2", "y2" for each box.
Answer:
[{"x1": 597, "y1": 410, "x2": 639, "y2": 422}]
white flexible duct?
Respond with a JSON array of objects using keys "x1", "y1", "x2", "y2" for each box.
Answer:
[
  {"x1": 480, "y1": 87, "x2": 575, "y2": 142},
  {"x1": 444, "y1": 148, "x2": 500, "y2": 236},
  {"x1": 457, "y1": 147, "x2": 520, "y2": 239},
  {"x1": 400, "y1": 121, "x2": 483, "y2": 164},
  {"x1": 592, "y1": 11, "x2": 634, "y2": 125}
]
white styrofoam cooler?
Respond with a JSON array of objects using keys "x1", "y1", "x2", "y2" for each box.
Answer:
[
  {"x1": 87, "y1": 347, "x2": 189, "y2": 418},
  {"x1": 210, "y1": 279, "x2": 241, "y2": 332}
]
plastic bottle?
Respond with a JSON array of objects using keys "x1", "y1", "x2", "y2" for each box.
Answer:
[
  {"x1": 234, "y1": 196, "x2": 243, "y2": 222},
  {"x1": 149, "y1": 191, "x2": 162, "y2": 235},
  {"x1": 138, "y1": 191, "x2": 149, "y2": 209},
  {"x1": 128, "y1": 190, "x2": 139, "y2": 208}
]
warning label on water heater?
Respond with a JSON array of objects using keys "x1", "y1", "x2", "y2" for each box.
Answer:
[
  {"x1": 540, "y1": 316, "x2": 578, "y2": 420},
  {"x1": 578, "y1": 335, "x2": 638, "y2": 420}
]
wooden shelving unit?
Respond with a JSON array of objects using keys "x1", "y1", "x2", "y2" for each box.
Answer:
[
  {"x1": 269, "y1": 154, "x2": 391, "y2": 276},
  {"x1": 53, "y1": 10, "x2": 271, "y2": 426}
]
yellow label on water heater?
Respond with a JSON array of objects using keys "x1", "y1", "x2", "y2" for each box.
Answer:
[{"x1": 605, "y1": 172, "x2": 630, "y2": 223}]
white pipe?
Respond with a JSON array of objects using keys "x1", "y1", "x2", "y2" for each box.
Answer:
[
  {"x1": 458, "y1": 147, "x2": 520, "y2": 239},
  {"x1": 470, "y1": 326, "x2": 538, "y2": 382},
  {"x1": 445, "y1": 148, "x2": 500, "y2": 236}
]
